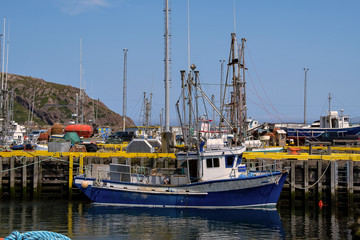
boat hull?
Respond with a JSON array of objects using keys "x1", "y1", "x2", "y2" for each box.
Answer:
[
  {"x1": 74, "y1": 172, "x2": 287, "y2": 209},
  {"x1": 285, "y1": 126, "x2": 360, "y2": 139}
]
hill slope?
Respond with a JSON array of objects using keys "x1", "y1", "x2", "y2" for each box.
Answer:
[{"x1": 7, "y1": 73, "x2": 135, "y2": 129}]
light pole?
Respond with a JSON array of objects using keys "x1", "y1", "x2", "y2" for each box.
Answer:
[
  {"x1": 303, "y1": 68, "x2": 309, "y2": 125},
  {"x1": 123, "y1": 49, "x2": 128, "y2": 131}
]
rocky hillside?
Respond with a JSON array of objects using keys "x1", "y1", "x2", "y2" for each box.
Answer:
[{"x1": 6, "y1": 73, "x2": 135, "y2": 129}]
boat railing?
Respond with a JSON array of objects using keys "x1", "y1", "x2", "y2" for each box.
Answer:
[{"x1": 246, "y1": 160, "x2": 284, "y2": 174}]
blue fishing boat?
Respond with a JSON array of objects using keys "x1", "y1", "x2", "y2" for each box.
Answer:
[
  {"x1": 285, "y1": 110, "x2": 360, "y2": 142},
  {"x1": 74, "y1": 139, "x2": 288, "y2": 209}
]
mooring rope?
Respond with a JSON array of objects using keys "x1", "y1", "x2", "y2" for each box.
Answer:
[
  {"x1": 285, "y1": 160, "x2": 332, "y2": 190},
  {"x1": 5, "y1": 230, "x2": 71, "y2": 240},
  {"x1": 0, "y1": 153, "x2": 81, "y2": 173}
]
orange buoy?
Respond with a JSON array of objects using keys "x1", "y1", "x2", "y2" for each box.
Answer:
[
  {"x1": 64, "y1": 124, "x2": 93, "y2": 138},
  {"x1": 81, "y1": 180, "x2": 89, "y2": 188},
  {"x1": 288, "y1": 147, "x2": 302, "y2": 155}
]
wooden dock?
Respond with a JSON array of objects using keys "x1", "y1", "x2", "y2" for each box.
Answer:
[{"x1": 0, "y1": 148, "x2": 360, "y2": 207}]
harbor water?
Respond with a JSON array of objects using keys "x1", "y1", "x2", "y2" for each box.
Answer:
[{"x1": 0, "y1": 200, "x2": 354, "y2": 239}]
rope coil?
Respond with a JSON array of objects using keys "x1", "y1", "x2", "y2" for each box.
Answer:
[{"x1": 5, "y1": 230, "x2": 71, "y2": 240}]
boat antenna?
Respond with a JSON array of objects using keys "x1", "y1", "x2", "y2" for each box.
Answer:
[
  {"x1": 187, "y1": 0, "x2": 190, "y2": 72},
  {"x1": 233, "y1": 0, "x2": 237, "y2": 35},
  {"x1": 5, "y1": 20, "x2": 9, "y2": 90},
  {"x1": 1, "y1": 17, "x2": 5, "y2": 90},
  {"x1": 328, "y1": 92, "x2": 332, "y2": 128}
]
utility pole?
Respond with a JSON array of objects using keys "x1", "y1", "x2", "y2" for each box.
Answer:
[
  {"x1": 75, "y1": 93, "x2": 79, "y2": 124},
  {"x1": 161, "y1": 0, "x2": 172, "y2": 153},
  {"x1": 123, "y1": 48, "x2": 128, "y2": 132},
  {"x1": 79, "y1": 37, "x2": 85, "y2": 124},
  {"x1": 164, "y1": 0, "x2": 170, "y2": 132},
  {"x1": 303, "y1": 68, "x2": 309, "y2": 125}
]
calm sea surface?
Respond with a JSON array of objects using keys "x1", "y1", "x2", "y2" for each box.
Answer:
[{"x1": 0, "y1": 200, "x2": 355, "y2": 239}]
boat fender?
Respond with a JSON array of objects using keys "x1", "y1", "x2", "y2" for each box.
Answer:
[
  {"x1": 81, "y1": 181, "x2": 89, "y2": 188},
  {"x1": 163, "y1": 177, "x2": 170, "y2": 185}
]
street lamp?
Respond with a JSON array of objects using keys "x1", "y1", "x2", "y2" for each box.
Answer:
[{"x1": 303, "y1": 68, "x2": 309, "y2": 125}]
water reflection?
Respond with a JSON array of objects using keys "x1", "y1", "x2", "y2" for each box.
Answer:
[
  {"x1": 278, "y1": 205, "x2": 354, "y2": 239},
  {"x1": 0, "y1": 200, "x2": 354, "y2": 239},
  {"x1": 81, "y1": 206, "x2": 285, "y2": 239}
]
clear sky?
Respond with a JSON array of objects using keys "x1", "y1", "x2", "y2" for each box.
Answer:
[{"x1": 1, "y1": 0, "x2": 360, "y2": 126}]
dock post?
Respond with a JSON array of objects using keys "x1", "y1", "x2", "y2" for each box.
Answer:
[
  {"x1": 164, "y1": 158, "x2": 168, "y2": 168},
  {"x1": 291, "y1": 160, "x2": 296, "y2": 205},
  {"x1": 330, "y1": 160, "x2": 337, "y2": 206},
  {"x1": 10, "y1": 157, "x2": 15, "y2": 198},
  {"x1": 140, "y1": 158, "x2": 145, "y2": 167},
  {"x1": 126, "y1": 158, "x2": 131, "y2": 166},
  {"x1": 69, "y1": 154, "x2": 73, "y2": 200},
  {"x1": 0, "y1": 157, "x2": 3, "y2": 196},
  {"x1": 317, "y1": 160, "x2": 323, "y2": 202},
  {"x1": 79, "y1": 154, "x2": 84, "y2": 175},
  {"x1": 347, "y1": 160, "x2": 354, "y2": 207},
  {"x1": 33, "y1": 157, "x2": 39, "y2": 199},
  {"x1": 304, "y1": 160, "x2": 309, "y2": 203},
  {"x1": 22, "y1": 157, "x2": 27, "y2": 198},
  {"x1": 111, "y1": 157, "x2": 118, "y2": 164}
]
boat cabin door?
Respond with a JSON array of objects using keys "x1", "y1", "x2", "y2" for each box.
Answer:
[{"x1": 188, "y1": 159, "x2": 199, "y2": 182}]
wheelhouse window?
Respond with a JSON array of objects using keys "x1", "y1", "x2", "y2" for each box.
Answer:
[
  {"x1": 213, "y1": 158, "x2": 219, "y2": 167},
  {"x1": 206, "y1": 158, "x2": 213, "y2": 168},
  {"x1": 225, "y1": 155, "x2": 235, "y2": 168},
  {"x1": 206, "y1": 158, "x2": 220, "y2": 168}
]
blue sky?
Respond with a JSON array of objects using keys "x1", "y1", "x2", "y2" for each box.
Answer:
[{"x1": 1, "y1": 0, "x2": 360, "y2": 126}]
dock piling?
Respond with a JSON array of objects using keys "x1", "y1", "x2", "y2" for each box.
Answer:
[
  {"x1": 22, "y1": 157, "x2": 27, "y2": 197},
  {"x1": 10, "y1": 157, "x2": 15, "y2": 198},
  {"x1": 69, "y1": 154, "x2": 73, "y2": 199}
]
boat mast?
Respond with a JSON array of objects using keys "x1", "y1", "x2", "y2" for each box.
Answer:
[
  {"x1": 219, "y1": 59, "x2": 225, "y2": 138},
  {"x1": 239, "y1": 38, "x2": 247, "y2": 142},
  {"x1": 328, "y1": 92, "x2": 332, "y2": 128},
  {"x1": 226, "y1": 33, "x2": 247, "y2": 144}
]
